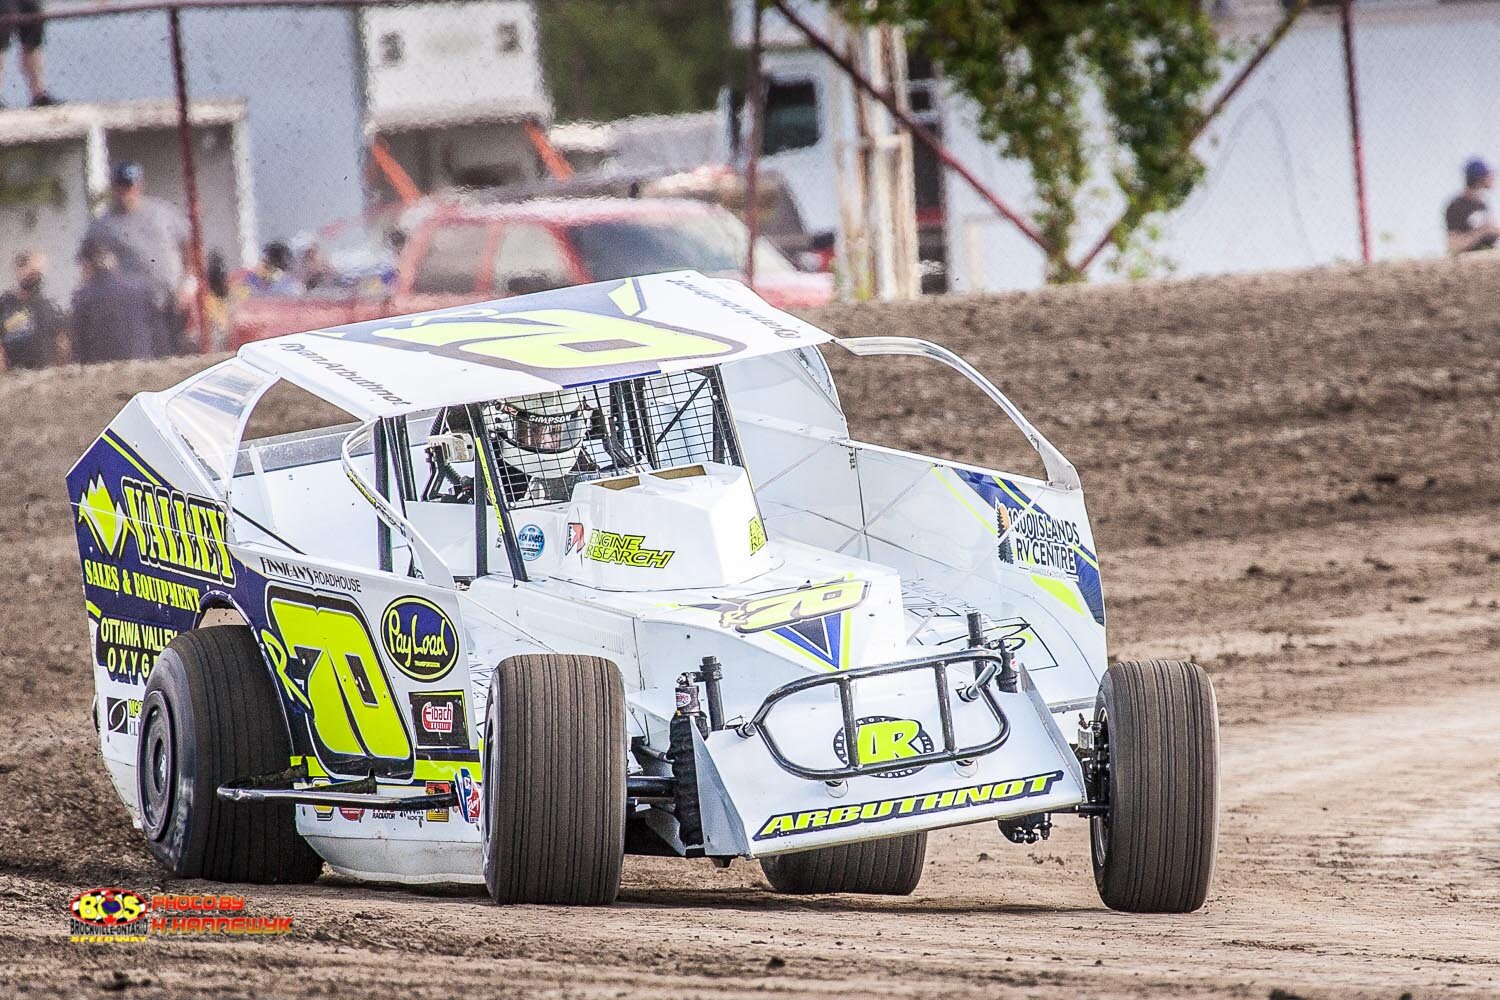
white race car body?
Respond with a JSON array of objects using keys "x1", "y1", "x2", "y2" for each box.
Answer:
[{"x1": 68, "y1": 271, "x2": 1105, "y2": 884}]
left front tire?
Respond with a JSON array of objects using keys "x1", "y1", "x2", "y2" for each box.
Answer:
[{"x1": 137, "y1": 626, "x2": 324, "y2": 883}]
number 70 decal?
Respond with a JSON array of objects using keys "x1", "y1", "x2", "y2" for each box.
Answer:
[{"x1": 260, "y1": 587, "x2": 412, "y2": 772}]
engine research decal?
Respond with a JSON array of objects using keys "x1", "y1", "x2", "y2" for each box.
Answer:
[
  {"x1": 753, "y1": 770, "x2": 1065, "y2": 840},
  {"x1": 582, "y1": 530, "x2": 674, "y2": 569}
]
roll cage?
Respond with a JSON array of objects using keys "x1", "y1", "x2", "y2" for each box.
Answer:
[{"x1": 342, "y1": 364, "x2": 747, "y2": 586}]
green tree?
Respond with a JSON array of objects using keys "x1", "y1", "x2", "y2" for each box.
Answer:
[
  {"x1": 538, "y1": 1, "x2": 743, "y2": 123},
  {"x1": 839, "y1": 1, "x2": 1221, "y2": 281}
]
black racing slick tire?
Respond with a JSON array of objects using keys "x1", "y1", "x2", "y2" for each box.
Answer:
[
  {"x1": 482, "y1": 654, "x2": 627, "y2": 905},
  {"x1": 760, "y1": 832, "x2": 927, "y2": 895},
  {"x1": 1090, "y1": 659, "x2": 1219, "y2": 913},
  {"x1": 136, "y1": 626, "x2": 323, "y2": 883}
]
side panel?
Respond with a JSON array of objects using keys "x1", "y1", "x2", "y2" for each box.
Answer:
[
  {"x1": 68, "y1": 408, "x2": 486, "y2": 876},
  {"x1": 853, "y1": 445, "x2": 1106, "y2": 719},
  {"x1": 67, "y1": 401, "x2": 233, "y2": 817}
]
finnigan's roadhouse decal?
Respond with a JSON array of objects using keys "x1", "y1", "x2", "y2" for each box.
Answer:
[
  {"x1": 954, "y1": 470, "x2": 1105, "y2": 625},
  {"x1": 832, "y1": 716, "x2": 934, "y2": 779},
  {"x1": 380, "y1": 596, "x2": 459, "y2": 682},
  {"x1": 258, "y1": 556, "x2": 362, "y2": 594},
  {"x1": 582, "y1": 530, "x2": 674, "y2": 569},
  {"x1": 78, "y1": 473, "x2": 234, "y2": 586},
  {"x1": 754, "y1": 770, "x2": 1065, "y2": 840}
]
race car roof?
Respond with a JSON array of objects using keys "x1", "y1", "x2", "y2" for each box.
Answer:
[{"x1": 237, "y1": 270, "x2": 831, "y2": 420}]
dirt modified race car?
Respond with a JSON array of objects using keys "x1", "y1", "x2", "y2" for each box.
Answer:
[{"x1": 68, "y1": 271, "x2": 1218, "y2": 911}]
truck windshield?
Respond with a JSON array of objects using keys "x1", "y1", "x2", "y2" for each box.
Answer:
[{"x1": 566, "y1": 216, "x2": 796, "y2": 283}]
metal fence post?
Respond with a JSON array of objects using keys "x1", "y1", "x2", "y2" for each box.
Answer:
[
  {"x1": 168, "y1": 5, "x2": 211, "y2": 350},
  {"x1": 1339, "y1": 0, "x2": 1371, "y2": 264}
]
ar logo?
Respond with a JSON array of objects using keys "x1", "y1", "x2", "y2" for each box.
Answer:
[{"x1": 832, "y1": 715, "x2": 935, "y2": 778}]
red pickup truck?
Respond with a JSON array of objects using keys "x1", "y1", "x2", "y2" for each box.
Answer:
[{"x1": 228, "y1": 198, "x2": 833, "y2": 348}]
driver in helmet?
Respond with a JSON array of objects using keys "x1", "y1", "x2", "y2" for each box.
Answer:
[{"x1": 491, "y1": 389, "x2": 593, "y2": 504}]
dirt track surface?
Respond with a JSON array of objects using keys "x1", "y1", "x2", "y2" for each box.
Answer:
[{"x1": 2, "y1": 257, "x2": 1499, "y2": 997}]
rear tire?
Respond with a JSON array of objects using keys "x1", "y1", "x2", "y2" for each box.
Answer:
[
  {"x1": 1090, "y1": 659, "x2": 1218, "y2": 913},
  {"x1": 760, "y1": 833, "x2": 927, "y2": 895},
  {"x1": 482, "y1": 654, "x2": 626, "y2": 905},
  {"x1": 136, "y1": 626, "x2": 323, "y2": 883}
]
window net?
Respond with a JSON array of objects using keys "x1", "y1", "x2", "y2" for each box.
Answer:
[{"x1": 476, "y1": 366, "x2": 742, "y2": 510}]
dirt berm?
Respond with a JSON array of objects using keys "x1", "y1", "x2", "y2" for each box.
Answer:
[{"x1": 1, "y1": 256, "x2": 1496, "y2": 997}]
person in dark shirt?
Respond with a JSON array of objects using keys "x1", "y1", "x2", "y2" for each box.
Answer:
[
  {"x1": 1445, "y1": 158, "x2": 1498, "y2": 255},
  {"x1": 0, "y1": 249, "x2": 67, "y2": 373},
  {"x1": 71, "y1": 238, "x2": 169, "y2": 364}
]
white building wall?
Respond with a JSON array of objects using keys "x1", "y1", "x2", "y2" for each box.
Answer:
[{"x1": 753, "y1": 1, "x2": 1500, "y2": 293}]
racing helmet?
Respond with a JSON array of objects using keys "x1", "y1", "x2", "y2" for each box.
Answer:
[{"x1": 492, "y1": 390, "x2": 591, "y2": 479}]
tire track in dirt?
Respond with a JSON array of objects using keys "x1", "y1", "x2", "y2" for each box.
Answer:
[{"x1": 3, "y1": 256, "x2": 1500, "y2": 996}]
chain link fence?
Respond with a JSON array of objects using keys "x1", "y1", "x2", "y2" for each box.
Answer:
[{"x1": 0, "y1": 0, "x2": 1493, "y2": 371}]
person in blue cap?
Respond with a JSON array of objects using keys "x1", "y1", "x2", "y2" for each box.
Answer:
[
  {"x1": 1444, "y1": 157, "x2": 1498, "y2": 255},
  {"x1": 82, "y1": 161, "x2": 191, "y2": 352}
]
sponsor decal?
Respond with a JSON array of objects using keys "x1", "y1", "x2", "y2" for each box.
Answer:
[
  {"x1": 104, "y1": 697, "x2": 142, "y2": 737},
  {"x1": 338, "y1": 806, "x2": 365, "y2": 822},
  {"x1": 77, "y1": 474, "x2": 234, "y2": 585},
  {"x1": 457, "y1": 767, "x2": 481, "y2": 824},
  {"x1": 277, "y1": 341, "x2": 411, "y2": 407},
  {"x1": 564, "y1": 521, "x2": 585, "y2": 556},
  {"x1": 380, "y1": 597, "x2": 459, "y2": 682},
  {"x1": 715, "y1": 579, "x2": 867, "y2": 635},
  {"x1": 748, "y1": 515, "x2": 767, "y2": 555},
  {"x1": 93, "y1": 614, "x2": 178, "y2": 686},
  {"x1": 754, "y1": 770, "x2": 1065, "y2": 840},
  {"x1": 263, "y1": 587, "x2": 414, "y2": 777},
  {"x1": 425, "y1": 780, "x2": 452, "y2": 823},
  {"x1": 82, "y1": 560, "x2": 202, "y2": 614},
  {"x1": 517, "y1": 524, "x2": 545, "y2": 562},
  {"x1": 1003, "y1": 506, "x2": 1081, "y2": 577},
  {"x1": 259, "y1": 557, "x2": 362, "y2": 593},
  {"x1": 582, "y1": 530, "x2": 674, "y2": 569},
  {"x1": 408, "y1": 690, "x2": 470, "y2": 750},
  {"x1": 954, "y1": 470, "x2": 1105, "y2": 625},
  {"x1": 832, "y1": 716, "x2": 935, "y2": 778},
  {"x1": 698, "y1": 578, "x2": 867, "y2": 671}
]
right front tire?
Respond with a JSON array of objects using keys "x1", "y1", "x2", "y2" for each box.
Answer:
[
  {"x1": 760, "y1": 832, "x2": 927, "y2": 895},
  {"x1": 1090, "y1": 659, "x2": 1219, "y2": 913},
  {"x1": 482, "y1": 654, "x2": 627, "y2": 905}
]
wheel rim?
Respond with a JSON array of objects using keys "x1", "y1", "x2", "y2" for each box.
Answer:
[
  {"x1": 1089, "y1": 706, "x2": 1112, "y2": 864},
  {"x1": 138, "y1": 697, "x2": 176, "y2": 842},
  {"x1": 480, "y1": 688, "x2": 499, "y2": 886}
]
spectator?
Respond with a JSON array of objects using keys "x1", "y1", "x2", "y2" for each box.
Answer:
[
  {"x1": 0, "y1": 249, "x2": 67, "y2": 373},
  {"x1": 71, "y1": 238, "x2": 168, "y2": 364},
  {"x1": 0, "y1": 0, "x2": 57, "y2": 108},
  {"x1": 1445, "y1": 158, "x2": 1498, "y2": 255},
  {"x1": 83, "y1": 161, "x2": 191, "y2": 352},
  {"x1": 242, "y1": 240, "x2": 301, "y2": 294}
]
